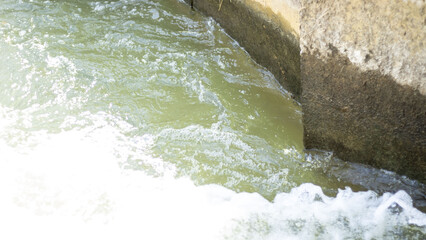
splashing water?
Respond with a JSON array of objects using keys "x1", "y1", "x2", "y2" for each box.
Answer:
[{"x1": 0, "y1": 0, "x2": 425, "y2": 239}]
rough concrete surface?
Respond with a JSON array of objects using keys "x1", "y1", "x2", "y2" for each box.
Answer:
[
  {"x1": 302, "y1": 50, "x2": 426, "y2": 182},
  {"x1": 248, "y1": 0, "x2": 301, "y2": 36},
  {"x1": 301, "y1": 0, "x2": 426, "y2": 182},
  {"x1": 300, "y1": 0, "x2": 426, "y2": 94}
]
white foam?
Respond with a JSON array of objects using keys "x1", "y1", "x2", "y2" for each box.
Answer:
[{"x1": 1, "y1": 103, "x2": 425, "y2": 240}]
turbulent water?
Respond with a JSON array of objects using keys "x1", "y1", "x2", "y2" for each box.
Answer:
[{"x1": 0, "y1": 0, "x2": 425, "y2": 239}]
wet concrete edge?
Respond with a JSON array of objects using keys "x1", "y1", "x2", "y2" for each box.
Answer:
[{"x1": 185, "y1": 0, "x2": 301, "y2": 98}]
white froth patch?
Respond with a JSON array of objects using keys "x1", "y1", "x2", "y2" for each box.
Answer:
[{"x1": 1, "y1": 115, "x2": 424, "y2": 240}]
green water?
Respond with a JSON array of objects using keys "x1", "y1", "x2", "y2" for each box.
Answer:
[{"x1": 0, "y1": 0, "x2": 424, "y2": 239}]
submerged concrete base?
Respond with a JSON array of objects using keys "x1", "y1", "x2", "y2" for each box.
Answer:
[{"x1": 302, "y1": 50, "x2": 426, "y2": 183}]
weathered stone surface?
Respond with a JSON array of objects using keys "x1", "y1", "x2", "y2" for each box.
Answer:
[
  {"x1": 300, "y1": 0, "x2": 425, "y2": 94},
  {"x1": 300, "y1": 0, "x2": 426, "y2": 182},
  {"x1": 186, "y1": 0, "x2": 301, "y2": 97}
]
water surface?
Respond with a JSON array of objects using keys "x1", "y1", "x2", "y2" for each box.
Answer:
[{"x1": 0, "y1": 0, "x2": 425, "y2": 239}]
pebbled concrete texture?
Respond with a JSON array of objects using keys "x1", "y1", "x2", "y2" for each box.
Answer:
[
  {"x1": 300, "y1": 0, "x2": 426, "y2": 182},
  {"x1": 300, "y1": 0, "x2": 426, "y2": 94},
  {"x1": 302, "y1": 50, "x2": 426, "y2": 183}
]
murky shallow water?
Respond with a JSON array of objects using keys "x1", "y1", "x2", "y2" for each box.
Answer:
[{"x1": 0, "y1": 0, "x2": 425, "y2": 239}]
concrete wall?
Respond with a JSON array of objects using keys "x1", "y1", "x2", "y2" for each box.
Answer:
[
  {"x1": 300, "y1": 0, "x2": 425, "y2": 183},
  {"x1": 186, "y1": 0, "x2": 426, "y2": 183}
]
